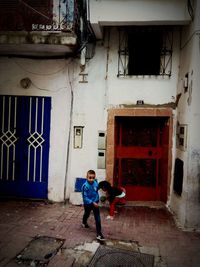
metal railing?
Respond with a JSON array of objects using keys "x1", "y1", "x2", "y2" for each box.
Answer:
[{"x1": 0, "y1": 0, "x2": 79, "y2": 33}]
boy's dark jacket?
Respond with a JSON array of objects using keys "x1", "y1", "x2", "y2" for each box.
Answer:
[{"x1": 106, "y1": 187, "x2": 123, "y2": 203}]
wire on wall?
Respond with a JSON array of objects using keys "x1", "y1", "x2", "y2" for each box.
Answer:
[
  {"x1": 12, "y1": 58, "x2": 72, "y2": 76},
  {"x1": 187, "y1": 0, "x2": 194, "y2": 21},
  {"x1": 19, "y1": 0, "x2": 51, "y2": 21},
  {"x1": 63, "y1": 59, "x2": 78, "y2": 201}
]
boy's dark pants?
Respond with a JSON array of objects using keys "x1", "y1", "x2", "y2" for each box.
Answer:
[{"x1": 83, "y1": 203, "x2": 102, "y2": 235}]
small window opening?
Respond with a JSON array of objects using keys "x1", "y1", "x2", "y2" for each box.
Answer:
[
  {"x1": 118, "y1": 26, "x2": 173, "y2": 77},
  {"x1": 173, "y1": 158, "x2": 183, "y2": 196},
  {"x1": 128, "y1": 30, "x2": 162, "y2": 75}
]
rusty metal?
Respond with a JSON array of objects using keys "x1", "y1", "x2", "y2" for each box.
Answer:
[
  {"x1": 88, "y1": 245, "x2": 154, "y2": 267},
  {"x1": 16, "y1": 236, "x2": 64, "y2": 265},
  {"x1": 0, "y1": 0, "x2": 80, "y2": 32}
]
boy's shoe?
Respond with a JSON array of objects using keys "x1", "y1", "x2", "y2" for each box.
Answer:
[
  {"x1": 82, "y1": 223, "x2": 90, "y2": 228},
  {"x1": 106, "y1": 215, "x2": 114, "y2": 220},
  {"x1": 96, "y1": 234, "x2": 105, "y2": 241}
]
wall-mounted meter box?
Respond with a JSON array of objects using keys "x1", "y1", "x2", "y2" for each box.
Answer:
[
  {"x1": 74, "y1": 126, "x2": 83, "y2": 148},
  {"x1": 178, "y1": 124, "x2": 187, "y2": 151},
  {"x1": 98, "y1": 131, "x2": 106, "y2": 150},
  {"x1": 97, "y1": 150, "x2": 106, "y2": 169}
]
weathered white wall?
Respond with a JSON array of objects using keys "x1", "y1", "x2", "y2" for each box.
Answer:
[
  {"x1": 67, "y1": 26, "x2": 180, "y2": 200},
  {"x1": 66, "y1": 43, "x2": 108, "y2": 198},
  {"x1": 105, "y1": 27, "x2": 179, "y2": 106},
  {"x1": 89, "y1": 0, "x2": 190, "y2": 38},
  {"x1": 0, "y1": 58, "x2": 73, "y2": 202},
  {"x1": 169, "y1": 0, "x2": 200, "y2": 228}
]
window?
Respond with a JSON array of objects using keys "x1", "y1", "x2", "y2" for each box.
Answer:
[
  {"x1": 118, "y1": 26, "x2": 173, "y2": 77},
  {"x1": 173, "y1": 158, "x2": 183, "y2": 196}
]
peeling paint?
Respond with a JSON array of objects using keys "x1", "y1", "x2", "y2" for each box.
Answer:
[
  {"x1": 191, "y1": 149, "x2": 200, "y2": 159},
  {"x1": 122, "y1": 102, "x2": 176, "y2": 109},
  {"x1": 188, "y1": 149, "x2": 200, "y2": 204},
  {"x1": 187, "y1": 80, "x2": 193, "y2": 105},
  {"x1": 175, "y1": 93, "x2": 182, "y2": 106}
]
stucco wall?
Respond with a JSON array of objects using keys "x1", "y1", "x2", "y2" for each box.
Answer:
[
  {"x1": 66, "y1": 26, "x2": 180, "y2": 199},
  {"x1": 66, "y1": 43, "x2": 108, "y2": 198},
  {"x1": 169, "y1": 0, "x2": 200, "y2": 229},
  {"x1": 89, "y1": 0, "x2": 190, "y2": 38}
]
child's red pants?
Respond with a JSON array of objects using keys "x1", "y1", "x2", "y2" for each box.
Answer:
[{"x1": 109, "y1": 187, "x2": 126, "y2": 216}]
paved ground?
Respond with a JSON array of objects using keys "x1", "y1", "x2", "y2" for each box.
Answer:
[{"x1": 0, "y1": 200, "x2": 200, "y2": 267}]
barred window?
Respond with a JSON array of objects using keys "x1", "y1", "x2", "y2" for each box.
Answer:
[{"x1": 117, "y1": 26, "x2": 173, "y2": 77}]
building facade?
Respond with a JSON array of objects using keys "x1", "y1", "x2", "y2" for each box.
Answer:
[{"x1": 0, "y1": 0, "x2": 200, "y2": 230}]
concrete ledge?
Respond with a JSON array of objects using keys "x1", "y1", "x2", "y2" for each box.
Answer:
[
  {"x1": 0, "y1": 31, "x2": 77, "y2": 56},
  {"x1": 69, "y1": 192, "x2": 83, "y2": 205}
]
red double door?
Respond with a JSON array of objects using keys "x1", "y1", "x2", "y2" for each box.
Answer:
[{"x1": 114, "y1": 117, "x2": 169, "y2": 202}]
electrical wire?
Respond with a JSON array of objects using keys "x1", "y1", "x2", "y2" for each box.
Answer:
[
  {"x1": 30, "y1": 80, "x2": 68, "y2": 92},
  {"x1": 22, "y1": 58, "x2": 80, "y2": 93},
  {"x1": 181, "y1": 30, "x2": 200, "y2": 50},
  {"x1": 19, "y1": 0, "x2": 51, "y2": 21},
  {"x1": 63, "y1": 60, "x2": 77, "y2": 201},
  {"x1": 12, "y1": 58, "x2": 73, "y2": 76},
  {"x1": 187, "y1": 0, "x2": 194, "y2": 21}
]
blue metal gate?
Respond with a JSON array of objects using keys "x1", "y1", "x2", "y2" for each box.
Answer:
[{"x1": 0, "y1": 95, "x2": 51, "y2": 199}]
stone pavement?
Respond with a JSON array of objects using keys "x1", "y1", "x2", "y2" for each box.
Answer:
[{"x1": 0, "y1": 200, "x2": 200, "y2": 267}]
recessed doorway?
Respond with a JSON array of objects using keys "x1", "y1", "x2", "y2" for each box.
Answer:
[{"x1": 106, "y1": 108, "x2": 172, "y2": 203}]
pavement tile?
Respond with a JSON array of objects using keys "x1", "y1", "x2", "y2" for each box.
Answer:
[{"x1": 0, "y1": 200, "x2": 200, "y2": 267}]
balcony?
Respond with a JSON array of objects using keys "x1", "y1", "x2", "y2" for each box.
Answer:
[{"x1": 0, "y1": 0, "x2": 84, "y2": 57}]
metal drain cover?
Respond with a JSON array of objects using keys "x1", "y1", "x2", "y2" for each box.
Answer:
[
  {"x1": 17, "y1": 236, "x2": 64, "y2": 264},
  {"x1": 88, "y1": 245, "x2": 154, "y2": 267}
]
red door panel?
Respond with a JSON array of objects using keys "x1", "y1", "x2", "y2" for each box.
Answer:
[{"x1": 114, "y1": 116, "x2": 169, "y2": 202}]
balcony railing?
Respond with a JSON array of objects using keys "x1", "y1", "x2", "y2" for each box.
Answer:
[
  {"x1": 0, "y1": 0, "x2": 79, "y2": 32},
  {"x1": 0, "y1": 0, "x2": 53, "y2": 31},
  {"x1": 0, "y1": 0, "x2": 93, "y2": 57}
]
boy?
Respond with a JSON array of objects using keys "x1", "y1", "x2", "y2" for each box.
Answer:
[
  {"x1": 81, "y1": 170, "x2": 105, "y2": 241},
  {"x1": 98, "y1": 180, "x2": 126, "y2": 220}
]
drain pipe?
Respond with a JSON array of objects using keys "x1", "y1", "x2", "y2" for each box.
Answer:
[
  {"x1": 63, "y1": 7, "x2": 87, "y2": 202},
  {"x1": 63, "y1": 67, "x2": 74, "y2": 203}
]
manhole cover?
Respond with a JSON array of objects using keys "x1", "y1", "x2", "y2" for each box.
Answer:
[
  {"x1": 16, "y1": 236, "x2": 64, "y2": 265},
  {"x1": 88, "y1": 245, "x2": 154, "y2": 267}
]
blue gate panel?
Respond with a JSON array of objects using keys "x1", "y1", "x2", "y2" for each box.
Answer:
[{"x1": 0, "y1": 95, "x2": 51, "y2": 199}]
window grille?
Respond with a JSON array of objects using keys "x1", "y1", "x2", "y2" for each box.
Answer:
[{"x1": 117, "y1": 27, "x2": 173, "y2": 77}]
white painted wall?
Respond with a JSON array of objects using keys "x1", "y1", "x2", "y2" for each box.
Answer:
[
  {"x1": 0, "y1": 58, "x2": 73, "y2": 202},
  {"x1": 169, "y1": 0, "x2": 200, "y2": 228},
  {"x1": 66, "y1": 26, "x2": 180, "y2": 201},
  {"x1": 66, "y1": 43, "x2": 108, "y2": 198},
  {"x1": 105, "y1": 27, "x2": 179, "y2": 106},
  {"x1": 89, "y1": 0, "x2": 190, "y2": 38}
]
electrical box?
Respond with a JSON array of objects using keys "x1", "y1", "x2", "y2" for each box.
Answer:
[
  {"x1": 74, "y1": 126, "x2": 83, "y2": 148},
  {"x1": 97, "y1": 150, "x2": 106, "y2": 169},
  {"x1": 98, "y1": 131, "x2": 106, "y2": 150},
  {"x1": 177, "y1": 124, "x2": 187, "y2": 151}
]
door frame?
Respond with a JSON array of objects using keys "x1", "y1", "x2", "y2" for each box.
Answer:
[{"x1": 106, "y1": 108, "x2": 173, "y2": 203}]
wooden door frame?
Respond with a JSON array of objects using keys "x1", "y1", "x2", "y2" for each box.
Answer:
[{"x1": 106, "y1": 108, "x2": 173, "y2": 203}]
